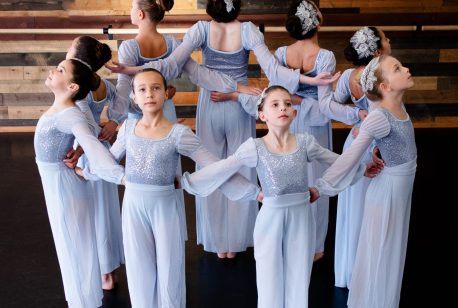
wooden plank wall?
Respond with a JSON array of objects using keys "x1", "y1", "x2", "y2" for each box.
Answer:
[{"x1": 1, "y1": 0, "x2": 458, "y2": 130}]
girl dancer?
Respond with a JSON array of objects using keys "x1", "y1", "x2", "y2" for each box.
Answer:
[
  {"x1": 315, "y1": 55, "x2": 416, "y2": 308},
  {"x1": 64, "y1": 36, "x2": 125, "y2": 290},
  {"x1": 34, "y1": 58, "x2": 124, "y2": 307},
  {"x1": 79, "y1": 68, "x2": 261, "y2": 307},
  {"x1": 333, "y1": 26, "x2": 391, "y2": 288},
  {"x1": 181, "y1": 85, "x2": 379, "y2": 308}
]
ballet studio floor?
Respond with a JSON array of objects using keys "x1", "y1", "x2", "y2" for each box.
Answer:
[{"x1": 0, "y1": 128, "x2": 456, "y2": 307}]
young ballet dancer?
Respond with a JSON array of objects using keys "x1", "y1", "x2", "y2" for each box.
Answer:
[
  {"x1": 34, "y1": 58, "x2": 124, "y2": 307},
  {"x1": 78, "y1": 68, "x2": 261, "y2": 307},
  {"x1": 108, "y1": 0, "x2": 339, "y2": 259},
  {"x1": 181, "y1": 85, "x2": 380, "y2": 308},
  {"x1": 63, "y1": 36, "x2": 125, "y2": 291},
  {"x1": 332, "y1": 26, "x2": 391, "y2": 289},
  {"x1": 314, "y1": 55, "x2": 416, "y2": 308}
]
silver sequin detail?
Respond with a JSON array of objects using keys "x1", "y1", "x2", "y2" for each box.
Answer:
[
  {"x1": 376, "y1": 109, "x2": 417, "y2": 167},
  {"x1": 254, "y1": 135, "x2": 310, "y2": 197},
  {"x1": 125, "y1": 120, "x2": 181, "y2": 185},
  {"x1": 34, "y1": 114, "x2": 75, "y2": 163},
  {"x1": 203, "y1": 31, "x2": 249, "y2": 82}
]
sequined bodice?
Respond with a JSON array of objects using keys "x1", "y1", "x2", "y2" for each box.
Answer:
[
  {"x1": 297, "y1": 69, "x2": 318, "y2": 100},
  {"x1": 34, "y1": 111, "x2": 76, "y2": 163},
  {"x1": 376, "y1": 109, "x2": 417, "y2": 167},
  {"x1": 255, "y1": 136, "x2": 309, "y2": 197},
  {"x1": 125, "y1": 120, "x2": 180, "y2": 185},
  {"x1": 202, "y1": 24, "x2": 249, "y2": 82}
]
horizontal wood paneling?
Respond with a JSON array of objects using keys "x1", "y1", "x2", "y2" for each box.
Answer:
[{"x1": 1, "y1": 6, "x2": 458, "y2": 128}]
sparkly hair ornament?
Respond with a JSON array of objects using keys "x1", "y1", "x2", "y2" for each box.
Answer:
[
  {"x1": 295, "y1": 1, "x2": 320, "y2": 35},
  {"x1": 257, "y1": 87, "x2": 268, "y2": 107},
  {"x1": 360, "y1": 57, "x2": 380, "y2": 93},
  {"x1": 350, "y1": 27, "x2": 380, "y2": 59},
  {"x1": 224, "y1": 0, "x2": 234, "y2": 12},
  {"x1": 71, "y1": 58, "x2": 92, "y2": 71}
]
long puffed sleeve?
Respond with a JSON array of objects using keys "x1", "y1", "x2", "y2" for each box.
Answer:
[
  {"x1": 141, "y1": 22, "x2": 208, "y2": 79},
  {"x1": 317, "y1": 52, "x2": 359, "y2": 125},
  {"x1": 178, "y1": 128, "x2": 260, "y2": 201},
  {"x1": 76, "y1": 100, "x2": 100, "y2": 137},
  {"x1": 237, "y1": 93, "x2": 259, "y2": 118},
  {"x1": 58, "y1": 108, "x2": 124, "y2": 184},
  {"x1": 116, "y1": 41, "x2": 138, "y2": 117},
  {"x1": 108, "y1": 121, "x2": 127, "y2": 162},
  {"x1": 105, "y1": 80, "x2": 127, "y2": 124},
  {"x1": 332, "y1": 69, "x2": 352, "y2": 104},
  {"x1": 315, "y1": 109, "x2": 391, "y2": 196},
  {"x1": 182, "y1": 59, "x2": 237, "y2": 92},
  {"x1": 181, "y1": 137, "x2": 258, "y2": 198},
  {"x1": 242, "y1": 22, "x2": 300, "y2": 94},
  {"x1": 303, "y1": 132, "x2": 340, "y2": 165}
]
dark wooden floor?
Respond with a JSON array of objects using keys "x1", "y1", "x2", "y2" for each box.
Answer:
[{"x1": 0, "y1": 128, "x2": 456, "y2": 307}]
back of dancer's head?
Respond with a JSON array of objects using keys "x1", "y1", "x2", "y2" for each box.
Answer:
[
  {"x1": 344, "y1": 27, "x2": 384, "y2": 66},
  {"x1": 70, "y1": 36, "x2": 112, "y2": 72},
  {"x1": 136, "y1": 0, "x2": 174, "y2": 23},
  {"x1": 257, "y1": 85, "x2": 291, "y2": 112},
  {"x1": 206, "y1": 0, "x2": 241, "y2": 22},
  {"x1": 285, "y1": 0, "x2": 321, "y2": 40},
  {"x1": 131, "y1": 68, "x2": 167, "y2": 93}
]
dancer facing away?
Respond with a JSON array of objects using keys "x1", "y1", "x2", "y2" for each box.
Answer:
[
  {"x1": 34, "y1": 58, "x2": 124, "y2": 307},
  {"x1": 78, "y1": 68, "x2": 261, "y2": 308},
  {"x1": 332, "y1": 26, "x2": 391, "y2": 289},
  {"x1": 314, "y1": 55, "x2": 416, "y2": 308},
  {"x1": 108, "y1": 0, "x2": 339, "y2": 259},
  {"x1": 63, "y1": 35, "x2": 125, "y2": 291},
  {"x1": 181, "y1": 85, "x2": 380, "y2": 308}
]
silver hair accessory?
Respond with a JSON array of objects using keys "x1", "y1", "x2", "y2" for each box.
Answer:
[
  {"x1": 350, "y1": 27, "x2": 380, "y2": 59},
  {"x1": 256, "y1": 88, "x2": 268, "y2": 107},
  {"x1": 295, "y1": 1, "x2": 320, "y2": 35},
  {"x1": 360, "y1": 57, "x2": 380, "y2": 93},
  {"x1": 224, "y1": 0, "x2": 234, "y2": 13},
  {"x1": 71, "y1": 58, "x2": 92, "y2": 71}
]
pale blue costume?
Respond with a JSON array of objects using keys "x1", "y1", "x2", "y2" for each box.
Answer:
[
  {"x1": 139, "y1": 21, "x2": 304, "y2": 253},
  {"x1": 316, "y1": 107, "x2": 417, "y2": 308},
  {"x1": 238, "y1": 48, "x2": 359, "y2": 254},
  {"x1": 117, "y1": 35, "x2": 240, "y2": 242},
  {"x1": 278, "y1": 48, "x2": 359, "y2": 254},
  {"x1": 76, "y1": 78, "x2": 125, "y2": 276},
  {"x1": 34, "y1": 107, "x2": 124, "y2": 308},
  {"x1": 93, "y1": 120, "x2": 259, "y2": 308},
  {"x1": 182, "y1": 134, "x2": 365, "y2": 308},
  {"x1": 332, "y1": 69, "x2": 373, "y2": 288}
]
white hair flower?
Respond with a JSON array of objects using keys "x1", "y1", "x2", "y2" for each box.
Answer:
[
  {"x1": 224, "y1": 0, "x2": 234, "y2": 13},
  {"x1": 350, "y1": 27, "x2": 380, "y2": 59},
  {"x1": 256, "y1": 88, "x2": 268, "y2": 107},
  {"x1": 295, "y1": 1, "x2": 319, "y2": 35},
  {"x1": 360, "y1": 57, "x2": 380, "y2": 93}
]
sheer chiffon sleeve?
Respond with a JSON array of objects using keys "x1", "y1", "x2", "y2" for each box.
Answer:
[
  {"x1": 181, "y1": 137, "x2": 258, "y2": 198},
  {"x1": 315, "y1": 109, "x2": 390, "y2": 196},
  {"x1": 178, "y1": 128, "x2": 260, "y2": 201},
  {"x1": 317, "y1": 51, "x2": 359, "y2": 125},
  {"x1": 58, "y1": 108, "x2": 124, "y2": 184}
]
